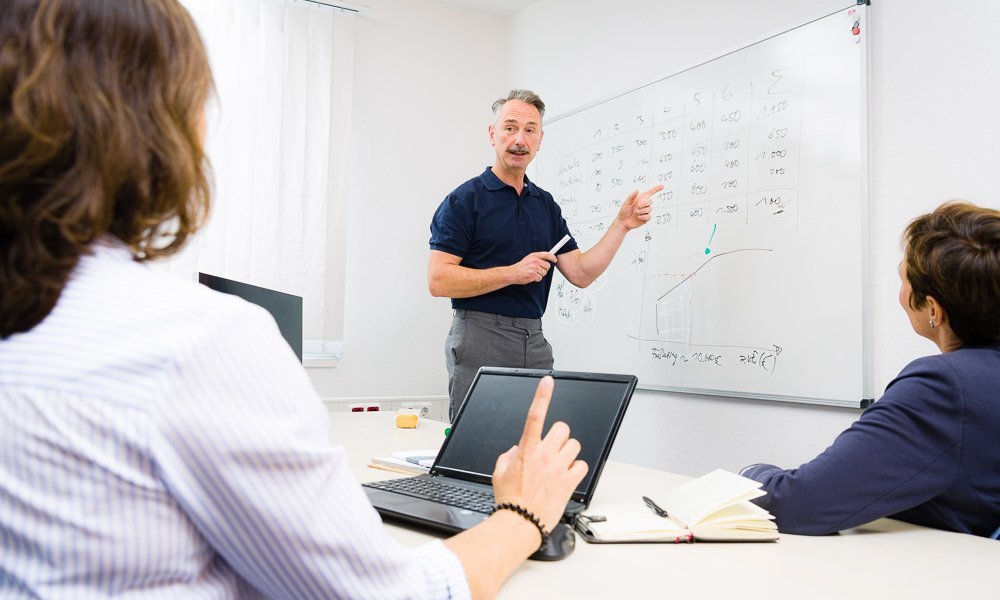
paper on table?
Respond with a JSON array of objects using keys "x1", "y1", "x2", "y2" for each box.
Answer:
[
  {"x1": 368, "y1": 456, "x2": 428, "y2": 475},
  {"x1": 391, "y1": 449, "x2": 438, "y2": 468}
]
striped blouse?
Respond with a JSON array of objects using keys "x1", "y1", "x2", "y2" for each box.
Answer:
[{"x1": 0, "y1": 238, "x2": 469, "y2": 599}]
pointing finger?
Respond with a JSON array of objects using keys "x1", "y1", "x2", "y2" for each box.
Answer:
[
  {"x1": 642, "y1": 184, "x2": 664, "y2": 198},
  {"x1": 518, "y1": 376, "x2": 554, "y2": 450}
]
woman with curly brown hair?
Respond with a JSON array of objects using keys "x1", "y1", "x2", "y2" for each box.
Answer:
[
  {"x1": 0, "y1": 1, "x2": 586, "y2": 597},
  {"x1": 0, "y1": 0, "x2": 212, "y2": 337},
  {"x1": 742, "y1": 201, "x2": 1000, "y2": 538}
]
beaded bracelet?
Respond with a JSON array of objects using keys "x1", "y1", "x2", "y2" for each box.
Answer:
[{"x1": 492, "y1": 502, "x2": 549, "y2": 549}]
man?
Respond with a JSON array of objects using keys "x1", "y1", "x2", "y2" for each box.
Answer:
[{"x1": 428, "y1": 89, "x2": 663, "y2": 419}]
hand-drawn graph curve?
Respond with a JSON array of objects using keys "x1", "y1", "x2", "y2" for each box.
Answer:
[
  {"x1": 534, "y1": 5, "x2": 871, "y2": 407},
  {"x1": 653, "y1": 248, "x2": 773, "y2": 337}
]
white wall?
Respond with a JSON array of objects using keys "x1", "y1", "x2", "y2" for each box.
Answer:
[
  {"x1": 309, "y1": 0, "x2": 1000, "y2": 476},
  {"x1": 509, "y1": 0, "x2": 1000, "y2": 475},
  {"x1": 305, "y1": 0, "x2": 506, "y2": 415}
]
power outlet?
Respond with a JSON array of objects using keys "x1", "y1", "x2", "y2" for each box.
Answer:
[{"x1": 399, "y1": 402, "x2": 431, "y2": 418}]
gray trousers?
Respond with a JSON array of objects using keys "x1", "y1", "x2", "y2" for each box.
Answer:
[{"x1": 445, "y1": 309, "x2": 554, "y2": 421}]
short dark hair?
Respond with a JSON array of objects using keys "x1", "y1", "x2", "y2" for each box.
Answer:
[
  {"x1": 903, "y1": 201, "x2": 1000, "y2": 347},
  {"x1": 492, "y1": 89, "x2": 545, "y2": 120},
  {"x1": 0, "y1": 0, "x2": 214, "y2": 338}
]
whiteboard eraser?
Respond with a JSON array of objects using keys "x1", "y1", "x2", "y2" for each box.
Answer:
[{"x1": 395, "y1": 413, "x2": 419, "y2": 428}]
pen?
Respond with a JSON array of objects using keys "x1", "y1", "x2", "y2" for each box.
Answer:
[
  {"x1": 642, "y1": 495, "x2": 670, "y2": 518},
  {"x1": 548, "y1": 234, "x2": 571, "y2": 254}
]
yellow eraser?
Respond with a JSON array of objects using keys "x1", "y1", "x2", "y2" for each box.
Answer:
[{"x1": 395, "y1": 413, "x2": 419, "y2": 428}]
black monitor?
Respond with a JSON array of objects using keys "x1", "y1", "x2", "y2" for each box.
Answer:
[{"x1": 198, "y1": 273, "x2": 303, "y2": 362}]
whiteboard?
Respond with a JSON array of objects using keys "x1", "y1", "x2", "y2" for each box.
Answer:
[{"x1": 533, "y1": 5, "x2": 872, "y2": 407}]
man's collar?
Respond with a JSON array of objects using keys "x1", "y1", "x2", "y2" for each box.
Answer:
[{"x1": 479, "y1": 167, "x2": 538, "y2": 196}]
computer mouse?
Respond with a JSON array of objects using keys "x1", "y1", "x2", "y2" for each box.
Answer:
[{"x1": 529, "y1": 522, "x2": 575, "y2": 561}]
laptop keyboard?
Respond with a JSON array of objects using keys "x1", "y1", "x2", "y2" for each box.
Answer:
[{"x1": 366, "y1": 475, "x2": 496, "y2": 514}]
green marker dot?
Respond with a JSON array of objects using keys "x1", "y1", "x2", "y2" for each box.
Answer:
[
  {"x1": 704, "y1": 248, "x2": 711, "y2": 254},
  {"x1": 444, "y1": 427, "x2": 451, "y2": 437}
]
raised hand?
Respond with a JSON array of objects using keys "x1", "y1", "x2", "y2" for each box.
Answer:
[
  {"x1": 492, "y1": 376, "x2": 588, "y2": 532},
  {"x1": 616, "y1": 184, "x2": 663, "y2": 230}
]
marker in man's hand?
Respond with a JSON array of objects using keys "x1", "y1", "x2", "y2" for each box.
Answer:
[{"x1": 548, "y1": 234, "x2": 571, "y2": 255}]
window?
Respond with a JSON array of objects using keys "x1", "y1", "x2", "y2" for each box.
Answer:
[{"x1": 167, "y1": 0, "x2": 356, "y2": 358}]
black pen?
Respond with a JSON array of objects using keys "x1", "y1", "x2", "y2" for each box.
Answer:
[{"x1": 642, "y1": 495, "x2": 669, "y2": 518}]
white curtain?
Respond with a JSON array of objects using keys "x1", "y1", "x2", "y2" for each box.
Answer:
[{"x1": 169, "y1": 0, "x2": 355, "y2": 350}]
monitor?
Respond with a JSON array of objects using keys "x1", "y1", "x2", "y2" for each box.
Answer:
[{"x1": 198, "y1": 273, "x2": 303, "y2": 362}]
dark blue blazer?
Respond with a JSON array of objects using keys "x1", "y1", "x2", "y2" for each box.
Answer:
[{"x1": 743, "y1": 346, "x2": 1000, "y2": 537}]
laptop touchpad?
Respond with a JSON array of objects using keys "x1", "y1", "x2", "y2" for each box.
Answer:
[{"x1": 365, "y1": 488, "x2": 420, "y2": 509}]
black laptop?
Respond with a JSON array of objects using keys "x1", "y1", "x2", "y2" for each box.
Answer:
[{"x1": 362, "y1": 367, "x2": 637, "y2": 539}]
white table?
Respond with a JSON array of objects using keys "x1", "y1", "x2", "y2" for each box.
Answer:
[{"x1": 331, "y1": 412, "x2": 997, "y2": 599}]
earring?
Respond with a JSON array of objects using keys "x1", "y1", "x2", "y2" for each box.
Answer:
[{"x1": 929, "y1": 319, "x2": 936, "y2": 329}]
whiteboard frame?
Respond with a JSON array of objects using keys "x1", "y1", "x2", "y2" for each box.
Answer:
[{"x1": 539, "y1": 3, "x2": 874, "y2": 409}]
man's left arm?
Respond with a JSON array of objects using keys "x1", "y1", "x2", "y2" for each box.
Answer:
[{"x1": 555, "y1": 184, "x2": 662, "y2": 288}]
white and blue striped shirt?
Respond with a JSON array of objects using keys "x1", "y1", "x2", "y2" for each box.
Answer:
[{"x1": 0, "y1": 238, "x2": 470, "y2": 599}]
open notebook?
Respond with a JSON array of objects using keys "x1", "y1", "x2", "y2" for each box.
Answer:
[
  {"x1": 575, "y1": 469, "x2": 779, "y2": 543},
  {"x1": 362, "y1": 367, "x2": 637, "y2": 535}
]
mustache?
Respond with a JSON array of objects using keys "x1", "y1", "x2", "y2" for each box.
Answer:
[{"x1": 507, "y1": 145, "x2": 530, "y2": 154}]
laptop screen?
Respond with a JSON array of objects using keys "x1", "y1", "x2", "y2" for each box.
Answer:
[{"x1": 433, "y1": 368, "x2": 636, "y2": 505}]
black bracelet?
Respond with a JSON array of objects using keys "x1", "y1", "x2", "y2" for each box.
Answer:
[{"x1": 492, "y1": 502, "x2": 549, "y2": 549}]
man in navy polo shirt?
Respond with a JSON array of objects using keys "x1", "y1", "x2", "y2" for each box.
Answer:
[{"x1": 428, "y1": 89, "x2": 662, "y2": 420}]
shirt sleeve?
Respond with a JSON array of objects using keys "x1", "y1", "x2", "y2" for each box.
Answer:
[
  {"x1": 429, "y1": 193, "x2": 472, "y2": 258},
  {"x1": 743, "y1": 356, "x2": 963, "y2": 535},
  {"x1": 553, "y1": 220, "x2": 579, "y2": 256},
  {"x1": 150, "y1": 298, "x2": 471, "y2": 599}
]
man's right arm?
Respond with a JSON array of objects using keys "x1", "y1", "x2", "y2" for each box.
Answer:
[{"x1": 427, "y1": 249, "x2": 556, "y2": 298}]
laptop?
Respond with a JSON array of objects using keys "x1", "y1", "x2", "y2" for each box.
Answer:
[{"x1": 362, "y1": 367, "x2": 637, "y2": 535}]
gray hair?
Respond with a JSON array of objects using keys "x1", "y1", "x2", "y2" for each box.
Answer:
[{"x1": 492, "y1": 89, "x2": 545, "y2": 120}]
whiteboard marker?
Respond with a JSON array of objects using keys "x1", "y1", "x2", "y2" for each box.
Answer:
[{"x1": 548, "y1": 234, "x2": 571, "y2": 254}]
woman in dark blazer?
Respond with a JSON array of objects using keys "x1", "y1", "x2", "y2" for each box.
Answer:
[{"x1": 742, "y1": 201, "x2": 1000, "y2": 538}]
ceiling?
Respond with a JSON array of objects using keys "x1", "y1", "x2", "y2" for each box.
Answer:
[{"x1": 423, "y1": 0, "x2": 539, "y2": 18}]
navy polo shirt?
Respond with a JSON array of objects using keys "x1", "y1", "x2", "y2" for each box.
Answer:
[{"x1": 429, "y1": 167, "x2": 578, "y2": 319}]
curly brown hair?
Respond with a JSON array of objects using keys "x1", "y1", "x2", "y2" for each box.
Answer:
[
  {"x1": 0, "y1": 0, "x2": 213, "y2": 338},
  {"x1": 903, "y1": 201, "x2": 1000, "y2": 347}
]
